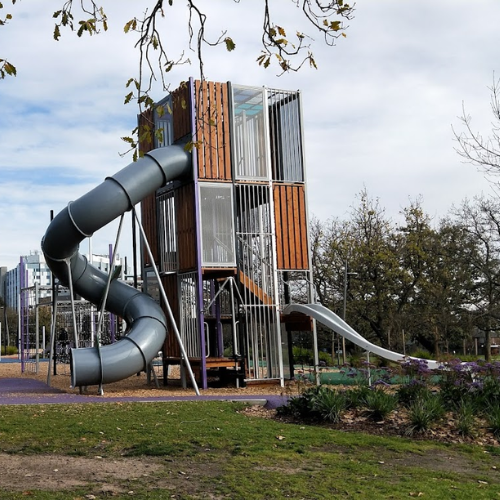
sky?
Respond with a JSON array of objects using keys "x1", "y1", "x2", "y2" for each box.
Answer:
[{"x1": 1, "y1": 0, "x2": 499, "y2": 271}]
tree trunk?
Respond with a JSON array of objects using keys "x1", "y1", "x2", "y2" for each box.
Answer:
[{"x1": 485, "y1": 330, "x2": 491, "y2": 362}]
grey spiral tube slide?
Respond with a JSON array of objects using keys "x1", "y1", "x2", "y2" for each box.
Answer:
[{"x1": 41, "y1": 146, "x2": 191, "y2": 388}]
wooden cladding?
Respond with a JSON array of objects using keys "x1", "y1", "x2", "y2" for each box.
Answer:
[
  {"x1": 239, "y1": 270, "x2": 274, "y2": 306},
  {"x1": 194, "y1": 80, "x2": 232, "y2": 181},
  {"x1": 176, "y1": 183, "x2": 197, "y2": 272},
  {"x1": 273, "y1": 184, "x2": 309, "y2": 270},
  {"x1": 172, "y1": 82, "x2": 191, "y2": 142},
  {"x1": 138, "y1": 109, "x2": 158, "y2": 267}
]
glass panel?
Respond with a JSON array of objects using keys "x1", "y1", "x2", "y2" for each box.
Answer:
[
  {"x1": 232, "y1": 85, "x2": 270, "y2": 180},
  {"x1": 199, "y1": 183, "x2": 236, "y2": 266},
  {"x1": 154, "y1": 95, "x2": 173, "y2": 148}
]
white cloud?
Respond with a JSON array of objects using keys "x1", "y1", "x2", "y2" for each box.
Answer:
[{"x1": 1, "y1": 0, "x2": 500, "y2": 269}]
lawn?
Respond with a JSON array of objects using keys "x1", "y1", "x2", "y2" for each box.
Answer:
[{"x1": 0, "y1": 400, "x2": 499, "y2": 499}]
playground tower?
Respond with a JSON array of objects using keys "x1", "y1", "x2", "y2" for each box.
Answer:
[{"x1": 139, "y1": 79, "x2": 315, "y2": 389}]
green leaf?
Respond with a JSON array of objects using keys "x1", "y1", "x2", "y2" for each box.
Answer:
[
  {"x1": 224, "y1": 37, "x2": 236, "y2": 52},
  {"x1": 123, "y1": 19, "x2": 136, "y2": 34},
  {"x1": 121, "y1": 136, "x2": 135, "y2": 145},
  {"x1": 4, "y1": 61, "x2": 16, "y2": 76},
  {"x1": 124, "y1": 92, "x2": 134, "y2": 104},
  {"x1": 330, "y1": 21, "x2": 342, "y2": 32},
  {"x1": 53, "y1": 24, "x2": 61, "y2": 41}
]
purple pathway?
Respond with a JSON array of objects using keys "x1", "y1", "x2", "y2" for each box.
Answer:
[{"x1": 0, "y1": 377, "x2": 288, "y2": 409}]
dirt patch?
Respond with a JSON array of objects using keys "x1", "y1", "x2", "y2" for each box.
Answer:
[{"x1": 0, "y1": 453, "x2": 164, "y2": 493}]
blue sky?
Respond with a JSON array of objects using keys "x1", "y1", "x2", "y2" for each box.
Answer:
[{"x1": 1, "y1": 0, "x2": 499, "y2": 270}]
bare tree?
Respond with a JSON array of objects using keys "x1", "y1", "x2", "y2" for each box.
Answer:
[
  {"x1": 0, "y1": 0, "x2": 355, "y2": 158},
  {"x1": 454, "y1": 75, "x2": 500, "y2": 175}
]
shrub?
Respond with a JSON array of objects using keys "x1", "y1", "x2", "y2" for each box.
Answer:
[
  {"x1": 455, "y1": 399, "x2": 477, "y2": 437},
  {"x1": 1, "y1": 346, "x2": 18, "y2": 355},
  {"x1": 410, "y1": 349, "x2": 433, "y2": 360},
  {"x1": 292, "y1": 346, "x2": 312, "y2": 366},
  {"x1": 345, "y1": 385, "x2": 372, "y2": 409},
  {"x1": 310, "y1": 386, "x2": 348, "y2": 424},
  {"x1": 364, "y1": 388, "x2": 398, "y2": 421},
  {"x1": 485, "y1": 405, "x2": 500, "y2": 438},
  {"x1": 277, "y1": 389, "x2": 317, "y2": 419},
  {"x1": 397, "y1": 380, "x2": 432, "y2": 408},
  {"x1": 318, "y1": 350, "x2": 333, "y2": 367},
  {"x1": 407, "y1": 393, "x2": 445, "y2": 435},
  {"x1": 277, "y1": 386, "x2": 348, "y2": 423}
]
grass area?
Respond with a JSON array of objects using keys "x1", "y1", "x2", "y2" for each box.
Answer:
[{"x1": 0, "y1": 401, "x2": 499, "y2": 499}]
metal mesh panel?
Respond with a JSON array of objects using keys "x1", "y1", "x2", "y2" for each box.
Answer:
[
  {"x1": 277, "y1": 270, "x2": 312, "y2": 308},
  {"x1": 268, "y1": 88, "x2": 304, "y2": 182},
  {"x1": 158, "y1": 190, "x2": 178, "y2": 272},
  {"x1": 179, "y1": 272, "x2": 201, "y2": 357},
  {"x1": 232, "y1": 85, "x2": 270, "y2": 180},
  {"x1": 19, "y1": 285, "x2": 117, "y2": 376},
  {"x1": 235, "y1": 184, "x2": 281, "y2": 380},
  {"x1": 199, "y1": 183, "x2": 236, "y2": 266}
]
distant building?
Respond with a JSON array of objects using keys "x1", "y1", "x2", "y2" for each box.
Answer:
[
  {"x1": 0, "y1": 266, "x2": 7, "y2": 301},
  {"x1": 4, "y1": 251, "x2": 129, "y2": 310}
]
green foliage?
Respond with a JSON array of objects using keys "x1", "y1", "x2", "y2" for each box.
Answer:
[
  {"x1": 363, "y1": 388, "x2": 398, "y2": 421},
  {"x1": 455, "y1": 399, "x2": 477, "y2": 437},
  {"x1": 345, "y1": 384, "x2": 372, "y2": 409},
  {"x1": 292, "y1": 346, "x2": 332, "y2": 367},
  {"x1": 278, "y1": 386, "x2": 348, "y2": 423},
  {"x1": 410, "y1": 349, "x2": 433, "y2": 360},
  {"x1": 485, "y1": 404, "x2": 500, "y2": 438},
  {"x1": 309, "y1": 386, "x2": 348, "y2": 423},
  {"x1": 397, "y1": 381, "x2": 432, "y2": 408},
  {"x1": 292, "y1": 346, "x2": 311, "y2": 365},
  {"x1": 1, "y1": 345, "x2": 18, "y2": 355},
  {"x1": 406, "y1": 393, "x2": 445, "y2": 435}
]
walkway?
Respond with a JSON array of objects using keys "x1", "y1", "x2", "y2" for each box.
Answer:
[{"x1": 0, "y1": 377, "x2": 288, "y2": 409}]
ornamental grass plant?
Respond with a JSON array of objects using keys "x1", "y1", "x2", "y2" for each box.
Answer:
[{"x1": 280, "y1": 355, "x2": 500, "y2": 442}]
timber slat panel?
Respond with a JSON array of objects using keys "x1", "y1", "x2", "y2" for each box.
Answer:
[
  {"x1": 239, "y1": 270, "x2": 274, "y2": 305},
  {"x1": 138, "y1": 109, "x2": 158, "y2": 266},
  {"x1": 274, "y1": 184, "x2": 309, "y2": 270},
  {"x1": 176, "y1": 183, "x2": 197, "y2": 272},
  {"x1": 172, "y1": 82, "x2": 191, "y2": 141},
  {"x1": 194, "y1": 80, "x2": 232, "y2": 180},
  {"x1": 209, "y1": 81, "x2": 217, "y2": 179},
  {"x1": 298, "y1": 187, "x2": 308, "y2": 269}
]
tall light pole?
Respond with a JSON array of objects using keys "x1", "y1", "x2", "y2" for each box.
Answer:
[{"x1": 342, "y1": 257, "x2": 357, "y2": 365}]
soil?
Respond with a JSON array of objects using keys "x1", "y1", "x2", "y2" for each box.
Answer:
[
  {"x1": 0, "y1": 358, "x2": 288, "y2": 398},
  {"x1": 1, "y1": 360, "x2": 499, "y2": 495}
]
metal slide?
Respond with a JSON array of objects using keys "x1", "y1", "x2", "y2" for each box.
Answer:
[
  {"x1": 283, "y1": 303, "x2": 440, "y2": 369},
  {"x1": 41, "y1": 146, "x2": 191, "y2": 388}
]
